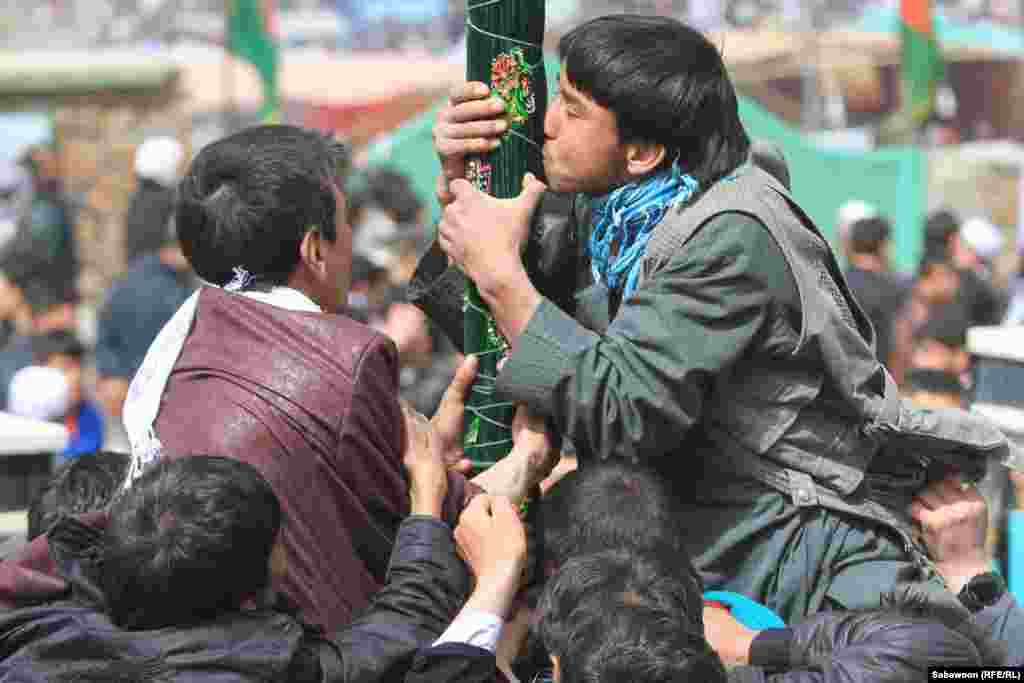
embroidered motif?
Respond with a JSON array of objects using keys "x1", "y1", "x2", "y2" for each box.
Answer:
[
  {"x1": 224, "y1": 266, "x2": 255, "y2": 292},
  {"x1": 491, "y1": 47, "x2": 535, "y2": 129},
  {"x1": 466, "y1": 159, "x2": 494, "y2": 194}
]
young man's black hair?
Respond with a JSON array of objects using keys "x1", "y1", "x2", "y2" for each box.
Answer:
[
  {"x1": 101, "y1": 455, "x2": 282, "y2": 630},
  {"x1": 924, "y1": 209, "x2": 961, "y2": 260},
  {"x1": 542, "y1": 460, "x2": 692, "y2": 570},
  {"x1": 31, "y1": 329, "x2": 85, "y2": 364},
  {"x1": 849, "y1": 215, "x2": 892, "y2": 257},
  {"x1": 536, "y1": 550, "x2": 726, "y2": 683},
  {"x1": 175, "y1": 125, "x2": 349, "y2": 287},
  {"x1": 26, "y1": 450, "x2": 130, "y2": 541},
  {"x1": 558, "y1": 14, "x2": 750, "y2": 189}
]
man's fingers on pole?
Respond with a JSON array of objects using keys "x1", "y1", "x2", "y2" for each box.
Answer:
[
  {"x1": 518, "y1": 172, "x2": 548, "y2": 209},
  {"x1": 448, "y1": 355, "x2": 479, "y2": 400},
  {"x1": 449, "y1": 81, "x2": 493, "y2": 105},
  {"x1": 437, "y1": 120, "x2": 509, "y2": 140},
  {"x1": 449, "y1": 178, "x2": 477, "y2": 199},
  {"x1": 446, "y1": 97, "x2": 507, "y2": 123},
  {"x1": 435, "y1": 136, "x2": 501, "y2": 159}
]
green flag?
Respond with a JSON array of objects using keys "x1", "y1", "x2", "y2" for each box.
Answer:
[
  {"x1": 227, "y1": 0, "x2": 279, "y2": 122},
  {"x1": 900, "y1": 0, "x2": 944, "y2": 126}
]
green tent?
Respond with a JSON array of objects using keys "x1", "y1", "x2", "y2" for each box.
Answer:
[{"x1": 366, "y1": 57, "x2": 925, "y2": 271}]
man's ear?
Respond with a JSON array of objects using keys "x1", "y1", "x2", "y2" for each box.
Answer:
[
  {"x1": 298, "y1": 227, "x2": 326, "y2": 278},
  {"x1": 624, "y1": 141, "x2": 666, "y2": 180}
]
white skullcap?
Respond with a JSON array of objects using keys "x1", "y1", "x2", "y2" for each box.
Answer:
[
  {"x1": 0, "y1": 161, "x2": 30, "y2": 194},
  {"x1": 8, "y1": 365, "x2": 69, "y2": 422},
  {"x1": 960, "y1": 216, "x2": 1004, "y2": 262},
  {"x1": 134, "y1": 136, "x2": 184, "y2": 188},
  {"x1": 836, "y1": 200, "x2": 878, "y2": 239}
]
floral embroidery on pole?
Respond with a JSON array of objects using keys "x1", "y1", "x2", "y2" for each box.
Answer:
[
  {"x1": 466, "y1": 159, "x2": 494, "y2": 194},
  {"x1": 491, "y1": 47, "x2": 536, "y2": 129}
]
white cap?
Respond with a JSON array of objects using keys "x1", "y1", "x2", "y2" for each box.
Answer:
[
  {"x1": 134, "y1": 136, "x2": 184, "y2": 188},
  {"x1": 960, "y1": 216, "x2": 1004, "y2": 262},
  {"x1": 8, "y1": 365, "x2": 69, "y2": 422},
  {"x1": 836, "y1": 200, "x2": 878, "y2": 239}
]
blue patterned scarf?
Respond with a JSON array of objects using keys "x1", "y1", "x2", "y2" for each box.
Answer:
[{"x1": 587, "y1": 162, "x2": 699, "y2": 299}]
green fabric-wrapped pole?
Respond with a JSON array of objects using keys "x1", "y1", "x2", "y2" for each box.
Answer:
[{"x1": 462, "y1": 0, "x2": 547, "y2": 469}]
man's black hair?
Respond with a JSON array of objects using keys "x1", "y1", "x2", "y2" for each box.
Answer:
[
  {"x1": 26, "y1": 451, "x2": 130, "y2": 541},
  {"x1": 175, "y1": 125, "x2": 350, "y2": 287},
  {"x1": 558, "y1": 14, "x2": 750, "y2": 189},
  {"x1": 849, "y1": 215, "x2": 892, "y2": 256},
  {"x1": 32, "y1": 329, "x2": 85, "y2": 363},
  {"x1": 102, "y1": 455, "x2": 282, "y2": 630},
  {"x1": 543, "y1": 461, "x2": 694, "y2": 576},
  {"x1": 924, "y1": 209, "x2": 961, "y2": 256},
  {"x1": 536, "y1": 550, "x2": 727, "y2": 683}
]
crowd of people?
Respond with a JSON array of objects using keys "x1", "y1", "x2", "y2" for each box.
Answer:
[{"x1": 0, "y1": 11, "x2": 1022, "y2": 682}]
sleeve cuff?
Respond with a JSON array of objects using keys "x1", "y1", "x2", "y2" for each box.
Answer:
[
  {"x1": 406, "y1": 240, "x2": 467, "y2": 354},
  {"x1": 748, "y1": 627, "x2": 793, "y2": 671},
  {"x1": 495, "y1": 298, "x2": 600, "y2": 411},
  {"x1": 432, "y1": 608, "x2": 505, "y2": 653},
  {"x1": 390, "y1": 516, "x2": 455, "y2": 569}
]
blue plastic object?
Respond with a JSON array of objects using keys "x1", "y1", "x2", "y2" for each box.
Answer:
[{"x1": 703, "y1": 591, "x2": 786, "y2": 630}]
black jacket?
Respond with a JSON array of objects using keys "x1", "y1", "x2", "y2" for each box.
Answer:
[
  {"x1": 0, "y1": 514, "x2": 470, "y2": 682},
  {"x1": 404, "y1": 608, "x2": 983, "y2": 683}
]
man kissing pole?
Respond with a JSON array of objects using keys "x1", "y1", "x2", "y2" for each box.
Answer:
[{"x1": 411, "y1": 14, "x2": 1014, "y2": 622}]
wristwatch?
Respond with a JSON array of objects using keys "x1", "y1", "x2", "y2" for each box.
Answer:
[{"x1": 957, "y1": 572, "x2": 1007, "y2": 613}]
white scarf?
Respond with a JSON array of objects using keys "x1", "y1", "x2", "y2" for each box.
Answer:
[{"x1": 122, "y1": 274, "x2": 322, "y2": 487}]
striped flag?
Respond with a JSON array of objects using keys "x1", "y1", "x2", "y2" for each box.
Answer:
[
  {"x1": 227, "y1": 0, "x2": 279, "y2": 122},
  {"x1": 900, "y1": 0, "x2": 945, "y2": 126}
]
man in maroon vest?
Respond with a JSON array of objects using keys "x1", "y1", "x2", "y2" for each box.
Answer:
[{"x1": 120, "y1": 125, "x2": 553, "y2": 632}]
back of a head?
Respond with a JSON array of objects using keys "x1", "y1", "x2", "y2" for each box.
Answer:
[
  {"x1": 849, "y1": 215, "x2": 892, "y2": 256},
  {"x1": 27, "y1": 451, "x2": 130, "y2": 541},
  {"x1": 543, "y1": 461, "x2": 691, "y2": 571},
  {"x1": 837, "y1": 199, "x2": 878, "y2": 240},
  {"x1": 175, "y1": 125, "x2": 349, "y2": 287},
  {"x1": 103, "y1": 455, "x2": 281, "y2": 630},
  {"x1": 558, "y1": 14, "x2": 749, "y2": 188},
  {"x1": 924, "y1": 209, "x2": 961, "y2": 256},
  {"x1": 537, "y1": 550, "x2": 726, "y2": 683},
  {"x1": 32, "y1": 329, "x2": 85, "y2": 363}
]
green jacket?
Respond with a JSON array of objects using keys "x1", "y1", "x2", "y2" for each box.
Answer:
[{"x1": 408, "y1": 166, "x2": 1006, "y2": 620}]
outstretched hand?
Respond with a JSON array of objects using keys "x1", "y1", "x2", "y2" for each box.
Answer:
[
  {"x1": 401, "y1": 399, "x2": 446, "y2": 518},
  {"x1": 454, "y1": 494, "x2": 527, "y2": 618},
  {"x1": 431, "y1": 355, "x2": 479, "y2": 474}
]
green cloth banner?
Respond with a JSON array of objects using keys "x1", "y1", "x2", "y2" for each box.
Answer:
[
  {"x1": 900, "y1": 0, "x2": 945, "y2": 125},
  {"x1": 227, "y1": 0, "x2": 280, "y2": 122}
]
